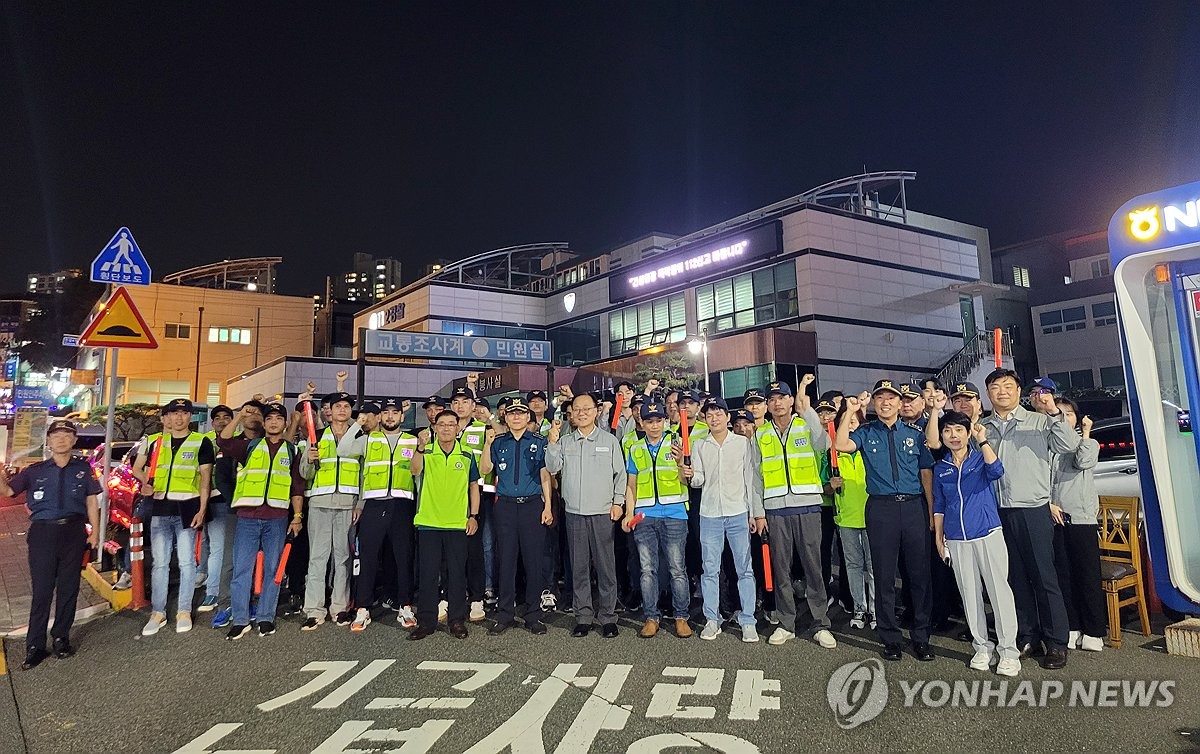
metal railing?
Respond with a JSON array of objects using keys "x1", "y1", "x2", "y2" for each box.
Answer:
[{"x1": 936, "y1": 330, "x2": 1012, "y2": 388}]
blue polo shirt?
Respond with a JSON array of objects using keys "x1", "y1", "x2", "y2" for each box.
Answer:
[
  {"x1": 848, "y1": 419, "x2": 934, "y2": 496},
  {"x1": 491, "y1": 430, "x2": 547, "y2": 498},
  {"x1": 9, "y1": 457, "x2": 100, "y2": 520}
]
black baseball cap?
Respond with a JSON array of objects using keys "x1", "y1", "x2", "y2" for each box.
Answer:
[
  {"x1": 765, "y1": 381, "x2": 792, "y2": 398},
  {"x1": 497, "y1": 396, "x2": 513, "y2": 410},
  {"x1": 209, "y1": 404, "x2": 234, "y2": 420},
  {"x1": 640, "y1": 402, "x2": 667, "y2": 420},
  {"x1": 161, "y1": 397, "x2": 193, "y2": 415},
  {"x1": 262, "y1": 402, "x2": 288, "y2": 421},
  {"x1": 743, "y1": 388, "x2": 767, "y2": 404},
  {"x1": 450, "y1": 386, "x2": 476, "y2": 400},
  {"x1": 950, "y1": 382, "x2": 981, "y2": 400},
  {"x1": 700, "y1": 397, "x2": 729, "y2": 414},
  {"x1": 324, "y1": 391, "x2": 353, "y2": 408},
  {"x1": 504, "y1": 400, "x2": 532, "y2": 415},
  {"x1": 730, "y1": 409, "x2": 754, "y2": 424},
  {"x1": 630, "y1": 393, "x2": 646, "y2": 407},
  {"x1": 381, "y1": 397, "x2": 404, "y2": 411},
  {"x1": 871, "y1": 379, "x2": 903, "y2": 397},
  {"x1": 815, "y1": 397, "x2": 837, "y2": 413},
  {"x1": 678, "y1": 389, "x2": 702, "y2": 405},
  {"x1": 359, "y1": 402, "x2": 381, "y2": 415},
  {"x1": 476, "y1": 396, "x2": 491, "y2": 409},
  {"x1": 899, "y1": 381, "x2": 923, "y2": 400},
  {"x1": 423, "y1": 395, "x2": 446, "y2": 408},
  {"x1": 46, "y1": 419, "x2": 78, "y2": 435},
  {"x1": 526, "y1": 390, "x2": 549, "y2": 402}
]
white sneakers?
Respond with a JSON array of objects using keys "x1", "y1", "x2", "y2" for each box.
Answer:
[
  {"x1": 397, "y1": 605, "x2": 417, "y2": 628},
  {"x1": 700, "y1": 620, "x2": 721, "y2": 640},
  {"x1": 1068, "y1": 630, "x2": 1080, "y2": 649},
  {"x1": 969, "y1": 650, "x2": 997, "y2": 670},
  {"x1": 113, "y1": 572, "x2": 132, "y2": 590},
  {"x1": 1079, "y1": 634, "x2": 1105, "y2": 652},
  {"x1": 470, "y1": 601, "x2": 486, "y2": 622},
  {"x1": 767, "y1": 628, "x2": 795, "y2": 645},
  {"x1": 142, "y1": 612, "x2": 167, "y2": 636},
  {"x1": 351, "y1": 608, "x2": 371, "y2": 632},
  {"x1": 996, "y1": 657, "x2": 1021, "y2": 677},
  {"x1": 741, "y1": 625, "x2": 760, "y2": 643},
  {"x1": 176, "y1": 612, "x2": 193, "y2": 633},
  {"x1": 540, "y1": 590, "x2": 557, "y2": 610},
  {"x1": 814, "y1": 630, "x2": 837, "y2": 649},
  {"x1": 849, "y1": 612, "x2": 867, "y2": 629},
  {"x1": 437, "y1": 600, "x2": 448, "y2": 623}
]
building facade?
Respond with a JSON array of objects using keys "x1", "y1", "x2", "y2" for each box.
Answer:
[{"x1": 26, "y1": 269, "x2": 82, "y2": 295}]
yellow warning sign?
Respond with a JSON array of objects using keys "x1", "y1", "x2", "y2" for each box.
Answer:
[{"x1": 79, "y1": 286, "x2": 159, "y2": 349}]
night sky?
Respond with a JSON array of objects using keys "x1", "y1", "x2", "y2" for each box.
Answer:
[{"x1": 3, "y1": 3, "x2": 1198, "y2": 297}]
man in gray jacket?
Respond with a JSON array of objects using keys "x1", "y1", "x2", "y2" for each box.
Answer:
[
  {"x1": 981, "y1": 370, "x2": 1081, "y2": 669},
  {"x1": 545, "y1": 392, "x2": 627, "y2": 638}
]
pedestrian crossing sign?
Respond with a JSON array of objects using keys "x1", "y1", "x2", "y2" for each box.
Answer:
[
  {"x1": 91, "y1": 226, "x2": 152, "y2": 285},
  {"x1": 80, "y1": 286, "x2": 159, "y2": 349}
]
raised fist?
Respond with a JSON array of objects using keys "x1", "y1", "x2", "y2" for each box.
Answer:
[
  {"x1": 844, "y1": 396, "x2": 862, "y2": 414},
  {"x1": 335, "y1": 370, "x2": 348, "y2": 381},
  {"x1": 646, "y1": 378, "x2": 660, "y2": 391},
  {"x1": 306, "y1": 381, "x2": 317, "y2": 393},
  {"x1": 1081, "y1": 415, "x2": 1093, "y2": 432},
  {"x1": 466, "y1": 372, "x2": 480, "y2": 385},
  {"x1": 484, "y1": 426, "x2": 496, "y2": 444},
  {"x1": 800, "y1": 373, "x2": 815, "y2": 388},
  {"x1": 548, "y1": 419, "x2": 562, "y2": 444},
  {"x1": 401, "y1": 400, "x2": 412, "y2": 414}
]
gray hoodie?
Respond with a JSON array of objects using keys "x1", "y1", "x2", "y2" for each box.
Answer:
[
  {"x1": 981, "y1": 405, "x2": 1081, "y2": 508},
  {"x1": 1051, "y1": 437, "x2": 1100, "y2": 521}
]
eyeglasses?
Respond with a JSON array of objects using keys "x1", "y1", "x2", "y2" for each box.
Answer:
[{"x1": 434, "y1": 422, "x2": 458, "y2": 429}]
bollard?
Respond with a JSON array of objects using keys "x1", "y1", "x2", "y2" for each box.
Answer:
[{"x1": 128, "y1": 517, "x2": 149, "y2": 610}]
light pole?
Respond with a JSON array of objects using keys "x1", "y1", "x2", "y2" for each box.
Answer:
[{"x1": 687, "y1": 328, "x2": 709, "y2": 393}]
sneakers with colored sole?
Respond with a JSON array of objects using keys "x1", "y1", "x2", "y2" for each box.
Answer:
[
  {"x1": 351, "y1": 608, "x2": 371, "y2": 632},
  {"x1": 142, "y1": 612, "x2": 167, "y2": 636},
  {"x1": 300, "y1": 617, "x2": 324, "y2": 631},
  {"x1": 226, "y1": 624, "x2": 252, "y2": 641},
  {"x1": 397, "y1": 605, "x2": 417, "y2": 628},
  {"x1": 197, "y1": 596, "x2": 218, "y2": 613}
]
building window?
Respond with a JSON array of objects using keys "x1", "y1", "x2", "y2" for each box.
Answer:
[
  {"x1": 1100, "y1": 365, "x2": 1125, "y2": 388},
  {"x1": 1039, "y1": 306, "x2": 1085, "y2": 334},
  {"x1": 1093, "y1": 300, "x2": 1117, "y2": 326},
  {"x1": 608, "y1": 293, "x2": 686, "y2": 355},
  {"x1": 696, "y1": 261, "x2": 798, "y2": 336},
  {"x1": 164, "y1": 323, "x2": 191, "y2": 339},
  {"x1": 1090, "y1": 258, "x2": 1111, "y2": 279},
  {"x1": 549, "y1": 316, "x2": 601, "y2": 365},
  {"x1": 1013, "y1": 266, "x2": 1031, "y2": 288},
  {"x1": 719, "y1": 364, "x2": 772, "y2": 401},
  {"x1": 208, "y1": 327, "x2": 252, "y2": 345},
  {"x1": 1047, "y1": 370, "x2": 1095, "y2": 389},
  {"x1": 1039, "y1": 311, "x2": 1062, "y2": 334}
]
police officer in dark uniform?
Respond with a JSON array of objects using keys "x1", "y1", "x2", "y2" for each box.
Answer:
[{"x1": 0, "y1": 419, "x2": 100, "y2": 669}]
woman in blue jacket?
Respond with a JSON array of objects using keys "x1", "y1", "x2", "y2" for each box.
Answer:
[{"x1": 931, "y1": 410, "x2": 1020, "y2": 677}]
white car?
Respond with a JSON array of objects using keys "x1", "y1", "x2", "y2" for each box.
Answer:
[{"x1": 1088, "y1": 417, "x2": 1141, "y2": 500}]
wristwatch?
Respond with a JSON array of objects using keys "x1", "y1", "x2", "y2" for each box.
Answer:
[{"x1": 468, "y1": 513, "x2": 479, "y2": 520}]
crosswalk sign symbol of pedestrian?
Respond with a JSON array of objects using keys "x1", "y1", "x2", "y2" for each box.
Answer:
[
  {"x1": 91, "y1": 226, "x2": 152, "y2": 285},
  {"x1": 79, "y1": 286, "x2": 159, "y2": 349}
]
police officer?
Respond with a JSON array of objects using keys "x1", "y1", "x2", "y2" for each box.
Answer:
[
  {"x1": 526, "y1": 390, "x2": 553, "y2": 434},
  {"x1": 835, "y1": 379, "x2": 937, "y2": 662},
  {"x1": 0, "y1": 420, "x2": 99, "y2": 669},
  {"x1": 482, "y1": 400, "x2": 554, "y2": 635}
]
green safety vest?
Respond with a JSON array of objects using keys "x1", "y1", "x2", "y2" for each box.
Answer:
[
  {"x1": 147, "y1": 432, "x2": 206, "y2": 501},
  {"x1": 621, "y1": 430, "x2": 641, "y2": 458},
  {"x1": 756, "y1": 417, "x2": 822, "y2": 499},
  {"x1": 536, "y1": 417, "x2": 552, "y2": 435},
  {"x1": 202, "y1": 430, "x2": 223, "y2": 498},
  {"x1": 629, "y1": 433, "x2": 688, "y2": 509},
  {"x1": 307, "y1": 427, "x2": 361, "y2": 496},
  {"x1": 414, "y1": 443, "x2": 473, "y2": 530},
  {"x1": 232, "y1": 439, "x2": 294, "y2": 509},
  {"x1": 362, "y1": 431, "x2": 417, "y2": 500},
  {"x1": 671, "y1": 420, "x2": 710, "y2": 444},
  {"x1": 830, "y1": 451, "x2": 869, "y2": 529},
  {"x1": 457, "y1": 420, "x2": 493, "y2": 492}
]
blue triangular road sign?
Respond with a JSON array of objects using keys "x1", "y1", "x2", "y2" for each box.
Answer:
[{"x1": 91, "y1": 226, "x2": 152, "y2": 285}]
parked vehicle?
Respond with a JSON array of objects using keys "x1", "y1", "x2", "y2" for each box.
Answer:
[{"x1": 1090, "y1": 416, "x2": 1141, "y2": 500}]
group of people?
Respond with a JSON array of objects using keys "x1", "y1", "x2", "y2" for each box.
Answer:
[{"x1": 3, "y1": 366, "x2": 1108, "y2": 677}]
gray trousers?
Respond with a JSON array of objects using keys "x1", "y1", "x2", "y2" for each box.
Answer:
[
  {"x1": 566, "y1": 512, "x2": 618, "y2": 626},
  {"x1": 303, "y1": 506, "x2": 353, "y2": 620},
  {"x1": 946, "y1": 529, "x2": 1019, "y2": 660},
  {"x1": 767, "y1": 511, "x2": 829, "y2": 634}
]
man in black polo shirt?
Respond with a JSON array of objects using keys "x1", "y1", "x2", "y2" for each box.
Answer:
[
  {"x1": 0, "y1": 420, "x2": 100, "y2": 669},
  {"x1": 835, "y1": 379, "x2": 937, "y2": 662}
]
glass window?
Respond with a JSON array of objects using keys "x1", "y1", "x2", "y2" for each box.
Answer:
[
  {"x1": 1093, "y1": 300, "x2": 1117, "y2": 326},
  {"x1": 1013, "y1": 266, "x2": 1031, "y2": 288},
  {"x1": 1068, "y1": 369, "x2": 1094, "y2": 388},
  {"x1": 1048, "y1": 371, "x2": 1071, "y2": 387},
  {"x1": 1090, "y1": 258, "x2": 1110, "y2": 279},
  {"x1": 697, "y1": 260, "x2": 798, "y2": 335},
  {"x1": 609, "y1": 293, "x2": 686, "y2": 356},
  {"x1": 1062, "y1": 306, "x2": 1087, "y2": 332},
  {"x1": 1039, "y1": 310, "x2": 1063, "y2": 335},
  {"x1": 1100, "y1": 365, "x2": 1125, "y2": 388},
  {"x1": 164, "y1": 323, "x2": 190, "y2": 339}
]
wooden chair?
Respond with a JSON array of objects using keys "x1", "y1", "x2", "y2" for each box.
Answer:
[{"x1": 1098, "y1": 496, "x2": 1151, "y2": 648}]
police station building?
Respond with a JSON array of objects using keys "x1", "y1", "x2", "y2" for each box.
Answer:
[{"x1": 227, "y1": 171, "x2": 998, "y2": 410}]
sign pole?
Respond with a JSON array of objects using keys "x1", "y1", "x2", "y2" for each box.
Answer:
[{"x1": 95, "y1": 347, "x2": 119, "y2": 563}]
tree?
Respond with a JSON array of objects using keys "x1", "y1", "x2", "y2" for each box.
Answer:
[
  {"x1": 12, "y1": 277, "x2": 105, "y2": 373},
  {"x1": 632, "y1": 353, "x2": 703, "y2": 391},
  {"x1": 84, "y1": 403, "x2": 162, "y2": 441}
]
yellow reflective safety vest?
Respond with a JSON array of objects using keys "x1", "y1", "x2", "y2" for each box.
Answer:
[
  {"x1": 756, "y1": 417, "x2": 823, "y2": 498},
  {"x1": 232, "y1": 439, "x2": 294, "y2": 509},
  {"x1": 414, "y1": 443, "x2": 473, "y2": 530},
  {"x1": 628, "y1": 433, "x2": 688, "y2": 509},
  {"x1": 672, "y1": 420, "x2": 710, "y2": 443},
  {"x1": 147, "y1": 432, "x2": 206, "y2": 500},
  {"x1": 457, "y1": 420, "x2": 493, "y2": 492},
  {"x1": 307, "y1": 427, "x2": 361, "y2": 496},
  {"x1": 621, "y1": 430, "x2": 641, "y2": 458},
  {"x1": 362, "y1": 431, "x2": 417, "y2": 500}
]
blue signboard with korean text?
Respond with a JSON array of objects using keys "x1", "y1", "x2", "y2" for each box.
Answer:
[
  {"x1": 364, "y1": 330, "x2": 552, "y2": 364},
  {"x1": 13, "y1": 385, "x2": 52, "y2": 408}
]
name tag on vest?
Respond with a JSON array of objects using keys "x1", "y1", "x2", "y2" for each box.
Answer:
[{"x1": 180, "y1": 451, "x2": 197, "y2": 460}]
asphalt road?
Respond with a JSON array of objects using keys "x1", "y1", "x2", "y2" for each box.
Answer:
[{"x1": 2, "y1": 605, "x2": 1198, "y2": 753}]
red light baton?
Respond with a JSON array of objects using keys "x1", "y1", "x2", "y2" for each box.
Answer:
[
  {"x1": 993, "y1": 327, "x2": 1002, "y2": 368},
  {"x1": 610, "y1": 392, "x2": 624, "y2": 430},
  {"x1": 303, "y1": 402, "x2": 318, "y2": 445},
  {"x1": 628, "y1": 512, "x2": 645, "y2": 530},
  {"x1": 680, "y1": 419, "x2": 691, "y2": 465},
  {"x1": 195, "y1": 527, "x2": 203, "y2": 565},
  {"x1": 761, "y1": 528, "x2": 774, "y2": 592},
  {"x1": 274, "y1": 533, "x2": 294, "y2": 585},
  {"x1": 827, "y1": 422, "x2": 840, "y2": 481},
  {"x1": 254, "y1": 551, "x2": 264, "y2": 595}
]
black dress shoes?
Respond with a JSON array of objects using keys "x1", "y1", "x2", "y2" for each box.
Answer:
[
  {"x1": 881, "y1": 643, "x2": 904, "y2": 661},
  {"x1": 408, "y1": 624, "x2": 436, "y2": 641},
  {"x1": 488, "y1": 620, "x2": 517, "y2": 636},
  {"x1": 1041, "y1": 648, "x2": 1068, "y2": 670},
  {"x1": 52, "y1": 638, "x2": 74, "y2": 659},
  {"x1": 22, "y1": 648, "x2": 49, "y2": 670},
  {"x1": 572, "y1": 624, "x2": 590, "y2": 637},
  {"x1": 913, "y1": 642, "x2": 936, "y2": 661},
  {"x1": 602, "y1": 623, "x2": 618, "y2": 638}
]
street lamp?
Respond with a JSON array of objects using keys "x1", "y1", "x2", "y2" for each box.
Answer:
[{"x1": 687, "y1": 328, "x2": 710, "y2": 393}]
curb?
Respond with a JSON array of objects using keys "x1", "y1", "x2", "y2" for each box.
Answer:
[{"x1": 81, "y1": 565, "x2": 132, "y2": 612}]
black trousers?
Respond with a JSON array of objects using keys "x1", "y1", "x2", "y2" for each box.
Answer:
[
  {"x1": 417, "y1": 529, "x2": 468, "y2": 627},
  {"x1": 866, "y1": 495, "x2": 931, "y2": 646},
  {"x1": 354, "y1": 498, "x2": 415, "y2": 608},
  {"x1": 28, "y1": 518, "x2": 87, "y2": 652},
  {"x1": 284, "y1": 500, "x2": 309, "y2": 600},
  {"x1": 1053, "y1": 521, "x2": 1108, "y2": 638},
  {"x1": 464, "y1": 492, "x2": 493, "y2": 601},
  {"x1": 999, "y1": 504, "x2": 1070, "y2": 650},
  {"x1": 495, "y1": 497, "x2": 547, "y2": 625}
]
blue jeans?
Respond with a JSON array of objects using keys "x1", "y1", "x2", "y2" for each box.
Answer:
[
  {"x1": 229, "y1": 516, "x2": 288, "y2": 626},
  {"x1": 632, "y1": 516, "x2": 689, "y2": 620},
  {"x1": 839, "y1": 526, "x2": 874, "y2": 614},
  {"x1": 700, "y1": 514, "x2": 756, "y2": 625},
  {"x1": 200, "y1": 501, "x2": 236, "y2": 601},
  {"x1": 151, "y1": 515, "x2": 198, "y2": 615}
]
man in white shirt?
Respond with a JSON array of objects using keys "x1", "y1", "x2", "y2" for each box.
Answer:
[{"x1": 679, "y1": 398, "x2": 764, "y2": 643}]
